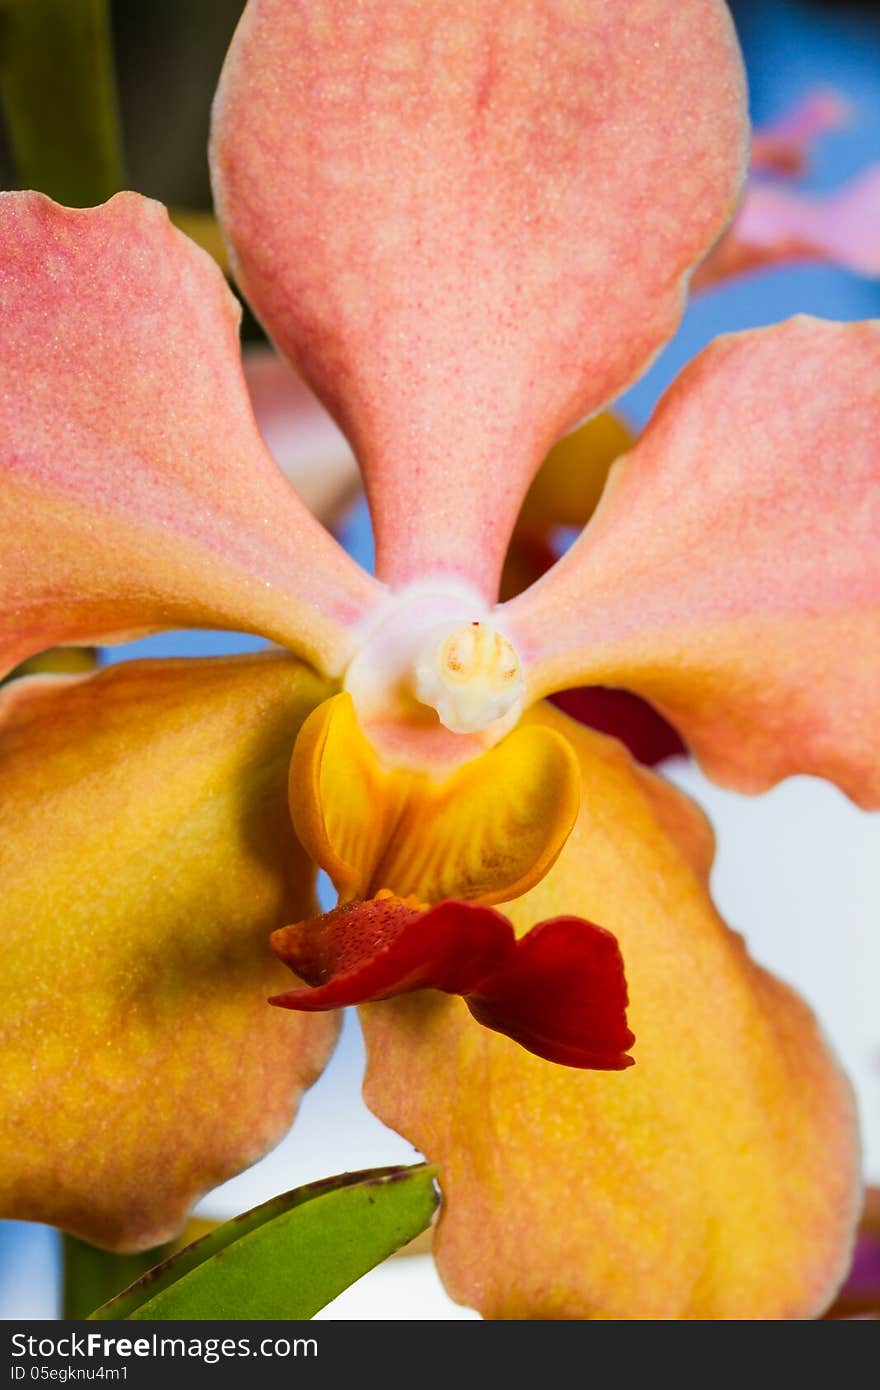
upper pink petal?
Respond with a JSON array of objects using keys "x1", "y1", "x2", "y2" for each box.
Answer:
[
  {"x1": 211, "y1": 0, "x2": 746, "y2": 600},
  {"x1": 0, "y1": 192, "x2": 383, "y2": 680},
  {"x1": 694, "y1": 166, "x2": 880, "y2": 289},
  {"x1": 501, "y1": 316, "x2": 880, "y2": 808}
]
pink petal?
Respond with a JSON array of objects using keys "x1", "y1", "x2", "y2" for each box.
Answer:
[
  {"x1": 242, "y1": 347, "x2": 361, "y2": 530},
  {"x1": 750, "y1": 89, "x2": 850, "y2": 177},
  {"x1": 0, "y1": 192, "x2": 383, "y2": 680},
  {"x1": 501, "y1": 316, "x2": 880, "y2": 808},
  {"x1": 211, "y1": 0, "x2": 746, "y2": 600},
  {"x1": 694, "y1": 166, "x2": 880, "y2": 288}
]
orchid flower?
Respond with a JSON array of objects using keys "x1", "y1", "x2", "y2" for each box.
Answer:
[{"x1": 0, "y1": 0, "x2": 876, "y2": 1321}]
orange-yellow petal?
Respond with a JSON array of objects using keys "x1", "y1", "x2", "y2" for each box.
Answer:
[
  {"x1": 0, "y1": 652, "x2": 338, "y2": 1251},
  {"x1": 361, "y1": 707, "x2": 860, "y2": 1319},
  {"x1": 0, "y1": 191, "x2": 382, "y2": 681},
  {"x1": 503, "y1": 317, "x2": 880, "y2": 807},
  {"x1": 212, "y1": 0, "x2": 745, "y2": 599},
  {"x1": 289, "y1": 693, "x2": 579, "y2": 905}
]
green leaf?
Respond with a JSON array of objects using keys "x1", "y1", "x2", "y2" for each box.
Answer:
[
  {"x1": 62, "y1": 1233, "x2": 177, "y2": 1321},
  {"x1": 0, "y1": 0, "x2": 123, "y2": 203},
  {"x1": 62, "y1": 1216, "x2": 218, "y2": 1320},
  {"x1": 89, "y1": 1164, "x2": 439, "y2": 1321}
]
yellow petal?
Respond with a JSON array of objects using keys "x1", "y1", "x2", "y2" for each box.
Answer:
[
  {"x1": 0, "y1": 652, "x2": 338, "y2": 1251},
  {"x1": 289, "y1": 693, "x2": 580, "y2": 905},
  {"x1": 361, "y1": 705, "x2": 859, "y2": 1319}
]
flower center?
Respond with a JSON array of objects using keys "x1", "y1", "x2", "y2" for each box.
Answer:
[
  {"x1": 343, "y1": 581, "x2": 525, "y2": 751},
  {"x1": 413, "y1": 621, "x2": 522, "y2": 735}
]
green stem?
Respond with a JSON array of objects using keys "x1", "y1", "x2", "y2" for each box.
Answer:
[{"x1": 0, "y1": 0, "x2": 123, "y2": 203}]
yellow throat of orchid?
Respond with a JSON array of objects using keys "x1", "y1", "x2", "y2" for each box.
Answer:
[{"x1": 289, "y1": 584, "x2": 580, "y2": 908}]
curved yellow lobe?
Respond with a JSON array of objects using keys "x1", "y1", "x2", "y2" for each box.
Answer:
[{"x1": 288, "y1": 693, "x2": 580, "y2": 906}]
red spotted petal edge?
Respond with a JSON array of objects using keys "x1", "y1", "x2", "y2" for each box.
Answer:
[{"x1": 270, "y1": 894, "x2": 634, "y2": 1071}]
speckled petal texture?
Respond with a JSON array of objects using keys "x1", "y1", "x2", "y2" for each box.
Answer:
[
  {"x1": 361, "y1": 708, "x2": 860, "y2": 1320},
  {"x1": 211, "y1": 0, "x2": 746, "y2": 599},
  {"x1": 0, "y1": 653, "x2": 338, "y2": 1251},
  {"x1": 0, "y1": 192, "x2": 382, "y2": 680},
  {"x1": 502, "y1": 317, "x2": 880, "y2": 807}
]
